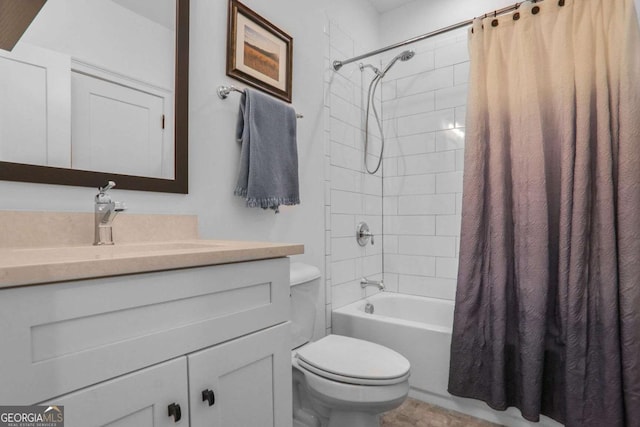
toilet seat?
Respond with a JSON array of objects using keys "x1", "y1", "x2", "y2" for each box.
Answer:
[{"x1": 295, "y1": 335, "x2": 410, "y2": 386}]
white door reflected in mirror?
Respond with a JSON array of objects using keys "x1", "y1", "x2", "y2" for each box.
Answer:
[{"x1": 0, "y1": 0, "x2": 176, "y2": 179}]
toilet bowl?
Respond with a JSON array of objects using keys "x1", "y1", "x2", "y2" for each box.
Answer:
[{"x1": 290, "y1": 263, "x2": 410, "y2": 427}]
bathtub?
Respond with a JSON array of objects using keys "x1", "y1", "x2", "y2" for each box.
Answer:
[{"x1": 332, "y1": 293, "x2": 561, "y2": 427}]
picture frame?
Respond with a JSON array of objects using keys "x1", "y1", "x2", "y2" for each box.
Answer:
[{"x1": 227, "y1": 0, "x2": 293, "y2": 103}]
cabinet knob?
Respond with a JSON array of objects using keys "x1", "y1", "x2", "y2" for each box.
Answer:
[
  {"x1": 202, "y1": 389, "x2": 216, "y2": 406},
  {"x1": 168, "y1": 403, "x2": 182, "y2": 422}
]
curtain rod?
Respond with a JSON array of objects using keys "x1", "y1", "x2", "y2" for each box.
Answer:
[{"x1": 332, "y1": 0, "x2": 543, "y2": 71}]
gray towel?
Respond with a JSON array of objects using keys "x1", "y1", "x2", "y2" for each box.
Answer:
[{"x1": 234, "y1": 88, "x2": 300, "y2": 213}]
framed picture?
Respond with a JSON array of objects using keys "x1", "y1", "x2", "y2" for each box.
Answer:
[{"x1": 227, "y1": 0, "x2": 293, "y2": 103}]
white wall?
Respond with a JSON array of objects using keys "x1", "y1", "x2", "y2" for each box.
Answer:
[
  {"x1": 381, "y1": 0, "x2": 541, "y2": 45},
  {"x1": 0, "y1": 0, "x2": 376, "y2": 341}
]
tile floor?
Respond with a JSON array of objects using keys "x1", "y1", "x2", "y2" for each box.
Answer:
[{"x1": 381, "y1": 398, "x2": 503, "y2": 427}]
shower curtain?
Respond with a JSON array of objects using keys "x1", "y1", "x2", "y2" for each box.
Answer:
[{"x1": 448, "y1": 0, "x2": 640, "y2": 426}]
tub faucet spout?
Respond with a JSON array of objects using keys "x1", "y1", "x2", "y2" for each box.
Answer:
[
  {"x1": 361, "y1": 277, "x2": 384, "y2": 291},
  {"x1": 94, "y1": 181, "x2": 126, "y2": 246}
]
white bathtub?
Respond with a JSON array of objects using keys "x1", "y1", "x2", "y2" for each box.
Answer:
[{"x1": 332, "y1": 293, "x2": 561, "y2": 427}]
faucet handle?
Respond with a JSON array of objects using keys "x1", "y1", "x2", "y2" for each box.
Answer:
[
  {"x1": 96, "y1": 181, "x2": 116, "y2": 204},
  {"x1": 99, "y1": 181, "x2": 116, "y2": 194}
]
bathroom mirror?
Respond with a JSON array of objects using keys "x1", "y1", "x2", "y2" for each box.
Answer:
[{"x1": 0, "y1": 0, "x2": 189, "y2": 193}]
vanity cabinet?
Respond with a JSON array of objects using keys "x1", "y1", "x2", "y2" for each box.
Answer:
[
  {"x1": 188, "y1": 322, "x2": 291, "y2": 426},
  {"x1": 41, "y1": 358, "x2": 189, "y2": 427},
  {"x1": 40, "y1": 323, "x2": 291, "y2": 427},
  {"x1": 0, "y1": 257, "x2": 293, "y2": 427}
]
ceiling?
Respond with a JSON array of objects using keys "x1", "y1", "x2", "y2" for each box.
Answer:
[
  {"x1": 111, "y1": 0, "x2": 175, "y2": 30},
  {"x1": 368, "y1": 0, "x2": 418, "y2": 13}
]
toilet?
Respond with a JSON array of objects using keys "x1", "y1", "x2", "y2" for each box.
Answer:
[{"x1": 290, "y1": 262, "x2": 410, "y2": 427}]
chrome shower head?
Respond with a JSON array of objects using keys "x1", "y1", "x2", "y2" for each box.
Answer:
[
  {"x1": 380, "y1": 49, "x2": 415, "y2": 77},
  {"x1": 399, "y1": 50, "x2": 415, "y2": 61}
]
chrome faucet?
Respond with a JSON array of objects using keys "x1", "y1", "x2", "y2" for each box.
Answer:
[
  {"x1": 94, "y1": 181, "x2": 126, "y2": 245},
  {"x1": 361, "y1": 277, "x2": 385, "y2": 291}
]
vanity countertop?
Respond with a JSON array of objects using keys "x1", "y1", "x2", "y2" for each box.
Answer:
[{"x1": 0, "y1": 239, "x2": 304, "y2": 288}]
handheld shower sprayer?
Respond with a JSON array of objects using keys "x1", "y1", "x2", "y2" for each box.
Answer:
[
  {"x1": 380, "y1": 50, "x2": 415, "y2": 77},
  {"x1": 361, "y1": 49, "x2": 415, "y2": 175},
  {"x1": 359, "y1": 50, "x2": 415, "y2": 79}
]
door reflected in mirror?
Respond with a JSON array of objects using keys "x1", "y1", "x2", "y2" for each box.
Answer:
[{"x1": 0, "y1": 0, "x2": 189, "y2": 193}]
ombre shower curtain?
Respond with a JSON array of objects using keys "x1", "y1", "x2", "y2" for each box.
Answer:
[{"x1": 448, "y1": 0, "x2": 640, "y2": 426}]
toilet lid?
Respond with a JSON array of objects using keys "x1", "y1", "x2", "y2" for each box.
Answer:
[{"x1": 295, "y1": 335, "x2": 410, "y2": 385}]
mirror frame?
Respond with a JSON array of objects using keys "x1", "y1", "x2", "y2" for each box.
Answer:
[{"x1": 0, "y1": 0, "x2": 189, "y2": 194}]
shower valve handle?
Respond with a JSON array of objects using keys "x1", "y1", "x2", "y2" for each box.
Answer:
[
  {"x1": 363, "y1": 231, "x2": 375, "y2": 245},
  {"x1": 356, "y1": 222, "x2": 374, "y2": 246}
]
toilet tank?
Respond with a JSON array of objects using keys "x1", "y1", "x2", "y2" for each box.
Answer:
[{"x1": 290, "y1": 262, "x2": 321, "y2": 349}]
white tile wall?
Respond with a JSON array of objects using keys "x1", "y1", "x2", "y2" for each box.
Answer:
[
  {"x1": 434, "y1": 38, "x2": 469, "y2": 68},
  {"x1": 398, "y1": 194, "x2": 456, "y2": 215},
  {"x1": 454, "y1": 62, "x2": 470, "y2": 85},
  {"x1": 325, "y1": 20, "x2": 384, "y2": 327},
  {"x1": 382, "y1": 29, "x2": 468, "y2": 302},
  {"x1": 382, "y1": 49, "x2": 435, "y2": 81},
  {"x1": 384, "y1": 91, "x2": 435, "y2": 119},
  {"x1": 436, "y1": 171, "x2": 464, "y2": 194},
  {"x1": 399, "y1": 150, "x2": 456, "y2": 175},
  {"x1": 435, "y1": 129, "x2": 465, "y2": 151},
  {"x1": 381, "y1": 80, "x2": 397, "y2": 100},
  {"x1": 324, "y1": 24, "x2": 469, "y2": 327},
  {"x1": 396, "y1": 109, "x2": 456, "y2": 137},
  {"x1": 384, "y1": 174, "x2": 436, "y2": 196},
  {"x1": 330, "y1": 117, "x2": 359, "y2": 148},
  {"x1": 435, "y1": 215, "x2": 462, "y2": 236},
  {"x1": 385, "y1": 254, "x2": 436, "y2": 276},
  {"x1": 385, "y1": 133, "x2": 436, "y2": 158},
  {"x1": 435, "y1": 84, "x2": 468, "y2": 110},
  {"x1": 398, "y1": 274, "x2": 458, "y2": 300},
  {"x1": 395, "y1": 67, "x2": 454, "y2": 97},
  {"x1": 384, "y1": 215, "x2": 436, "y2": 235},
  {"x1": 398, "y1": 235, "x2": 456, "y2": 257}
]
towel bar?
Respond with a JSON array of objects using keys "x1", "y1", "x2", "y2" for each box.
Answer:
[{"x1": 217, "y1": 85, "x2": 304, "y2": 119}]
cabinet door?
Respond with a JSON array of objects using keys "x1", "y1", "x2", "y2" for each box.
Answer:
[
  {"x1": 40, "y1": 358, "x2": 188, "y2": 427},
  {"x1": 188, "y1": 323, "x2": 292, "y2": 427}
]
